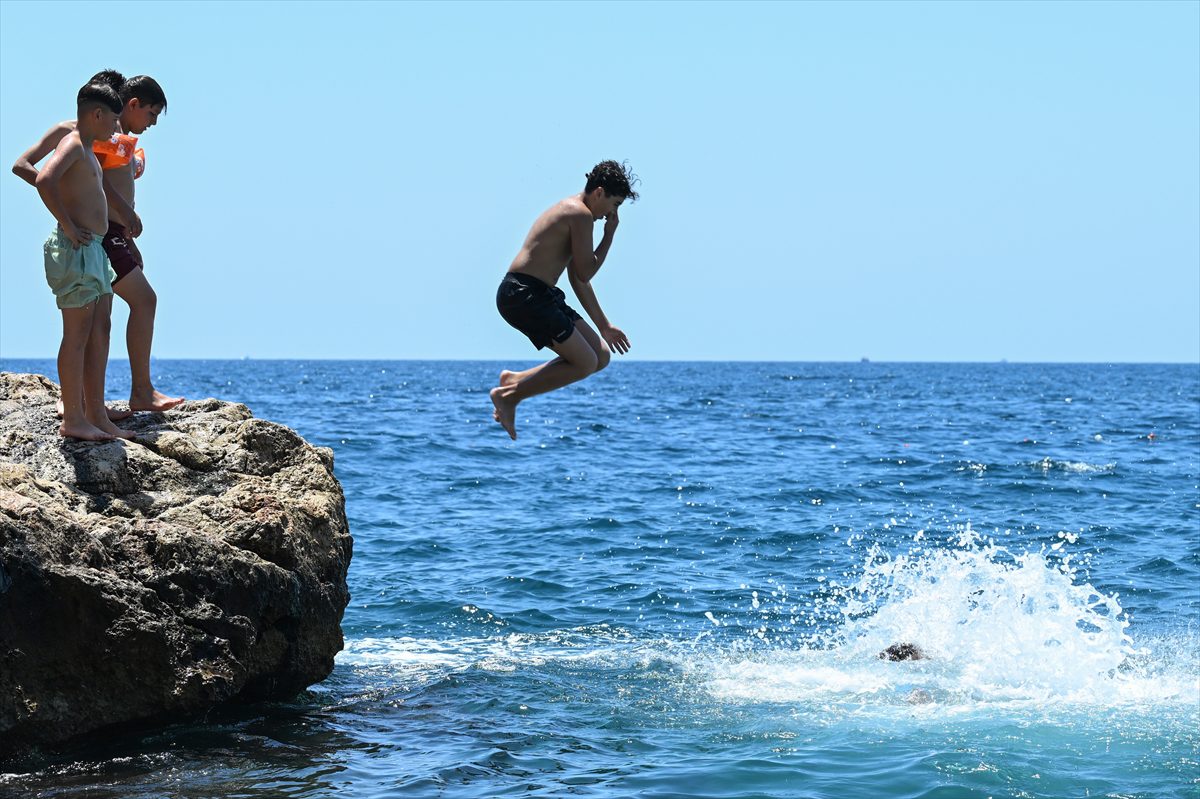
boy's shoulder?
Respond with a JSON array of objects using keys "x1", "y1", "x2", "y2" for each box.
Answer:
[
  {"x1": 547, "y1": 195, "x2": 590, "y2": 223},
  {"x1": 30, "y1": 120, "x2": 78, "y2": 151},
  {"x1": 43, "y1": 120, "x2": 78, "y2": 144},
  {"x1": 57, "y1": 128, "x2": 85, "y2": 151}
]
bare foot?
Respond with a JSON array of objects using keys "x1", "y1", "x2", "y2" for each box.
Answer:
[
  {"x1": 90, "y1": 416, "x2": 136, "y2": 441},
  {"x1": 489, "y1": 386, "x2": 517, "y2": 440},
  {"x1": 56, "y1": 398, "x2": 134, "y2": 421},
  {"x1": 496, "y1": 372, "x2": 518, "y2": 421},
  {"x1": 129, "y1": 390, "x2": 185, "y2": 413},
  {"x1": 59, "y1": 421, "x2": 115, "y2": 442}
]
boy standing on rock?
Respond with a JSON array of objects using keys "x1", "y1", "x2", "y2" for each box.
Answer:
[
  {"x1": 33, "y1": 82, "x2": 131, "y2": 441},
  {"x1": 490, "y1": 160, "x2": 639, "y2": 440},
  {"x1": 14, "y1": 71, "x2": 183, "y2": 415}
]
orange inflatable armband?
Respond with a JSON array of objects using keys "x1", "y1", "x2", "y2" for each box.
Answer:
[{"x1": 92, "y1": 133, "x2": 139, "y2": 171}]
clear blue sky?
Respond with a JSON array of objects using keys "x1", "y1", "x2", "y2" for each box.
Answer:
[{"x1": 1, "y1": 0, "x2": 1197, "y2": 362}]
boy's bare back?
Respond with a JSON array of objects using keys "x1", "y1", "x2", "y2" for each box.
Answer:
[{"x1": 507, "y1": 196, "x2": 593, "y2": 286}]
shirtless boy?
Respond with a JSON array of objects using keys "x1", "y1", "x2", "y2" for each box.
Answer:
[
  {"x1": 34, "y1": 82, "x2": 131, "y2": 441},
  {"x1": 490, "y1": 160, "x2": 639, "y2": 440},
  {"x1": 14, "y1": 71, "x2": 183, "y2": 414}
]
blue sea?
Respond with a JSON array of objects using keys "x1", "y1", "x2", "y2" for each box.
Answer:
[{"x1": 1, "y1": 359, "x2": 1198, "y2": 799}]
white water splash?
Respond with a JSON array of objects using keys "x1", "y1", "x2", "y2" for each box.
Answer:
[
  {"x1": 336, "y1": 533, "x2": 1198, "y2": 717},
  {"x1": 338, "y1": 625, "x2": 637, "y2": 681},
  {"x1": 1030, "y1": 458, "x2": 1116, "y2": 474},
  {"x1": 701, "y1": 529, "x2": 1196, "y2": 711}
]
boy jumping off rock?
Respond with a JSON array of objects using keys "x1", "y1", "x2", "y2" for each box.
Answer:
[{"x1": 491, "y1": 160, "x2": 639, "y2": 440}]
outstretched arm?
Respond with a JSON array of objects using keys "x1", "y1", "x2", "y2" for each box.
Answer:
[{"x1": 12, "y1": 122, "x2": 73, "y2": 187}]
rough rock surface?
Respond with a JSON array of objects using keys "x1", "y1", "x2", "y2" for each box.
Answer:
[{"x1": 0, "y1": 373, "x2": 352, "y2": 753}]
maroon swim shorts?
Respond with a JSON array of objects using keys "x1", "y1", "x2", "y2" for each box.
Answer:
[{"x1": 101, "y1": 221, "x2": 144, "y2": 284}]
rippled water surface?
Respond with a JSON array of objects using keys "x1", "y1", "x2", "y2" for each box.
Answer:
[{"x1": 2, "y1": 360, "x2": 1198, "y2": 798}]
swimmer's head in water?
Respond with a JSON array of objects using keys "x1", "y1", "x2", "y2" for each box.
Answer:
[
  {"x1": 879, "y1": 643, "x2": 925, "y2": 661},
  {"x1": 584, "y1": 160, "x2": 640, "y2": 202}
]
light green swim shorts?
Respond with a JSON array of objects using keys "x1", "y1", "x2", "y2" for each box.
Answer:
[{"x1": 43, "y1": 227, "x2": 115, "y2": 309}]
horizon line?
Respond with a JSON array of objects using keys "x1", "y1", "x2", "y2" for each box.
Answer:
[{"x1": 2, "y1": 356, "x2": 1198, "y2": 367}]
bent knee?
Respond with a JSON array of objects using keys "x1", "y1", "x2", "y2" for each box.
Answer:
[
  {"x1": 131, "y1": 285, "x2": 157, "y2": 312},
  {"x1": 570, "y1": 349, "x2": 599, "y2": 375},
  {"x1": 115, "y1": 271, "x2": 157, "y2": 309},
  {"x1": 594, "y1": 346, "x2": 611, "y2": 372}
]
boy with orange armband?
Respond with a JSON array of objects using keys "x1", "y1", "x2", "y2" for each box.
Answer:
[{"x1": 14, "y1": 70, "x2": 183, "y2": 416}]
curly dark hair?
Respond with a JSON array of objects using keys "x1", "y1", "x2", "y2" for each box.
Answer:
[
  {"x1": 584, "y1": 160, "x2": 639, "y2": 201},
  {"x1": 77, "y1": 82, "x2": 123, "y2": 115}
]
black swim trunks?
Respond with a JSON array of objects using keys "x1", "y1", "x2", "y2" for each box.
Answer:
[{"x1": 496, "y1": 272, "x2": 582, "y2": 350}]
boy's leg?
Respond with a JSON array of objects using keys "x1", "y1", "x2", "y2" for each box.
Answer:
[
  {"x1": 113, "y1": 268, "x2": 184, "y2": 411},
  {"x1": 499, "y1": 320, "x2": 611, "y2": 387},
  {"x1": 58, "y1": 303, "x2": 113, "y2": 441},
  {"x1": 569, "y1": 319, "x2": 612, "y2": 372},
  {"x1": 490, "y1": 328, "x2": 600, "y2": 440},
  {"x1": 499, "y1": 359, "x2": 560, "y2": 387},
  {"x1": 83, "y1": 294, "x2": 134, "y2": 440}
]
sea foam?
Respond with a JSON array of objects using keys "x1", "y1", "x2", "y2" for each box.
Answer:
[{"x1": 699, "y1": 528, "x2": 1197, "y2": 712}]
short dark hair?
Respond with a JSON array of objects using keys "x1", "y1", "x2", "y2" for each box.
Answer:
[
  {"x1": 88, "y1": 69, "x2": 126, "y2": 92},
  {"x1": 120, "y1": 75, "x2": 167, "y2": 111},
  {"x1": 77, "y1": 82, "x2": 123, "y2": 115},
  {"x1": 584, "y1": 160, "x2": 639, "y2": 201}
]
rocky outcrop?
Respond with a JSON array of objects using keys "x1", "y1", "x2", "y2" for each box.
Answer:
[{"x1": 0, "y1": 373, "x2": 352, "y2": 754}]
